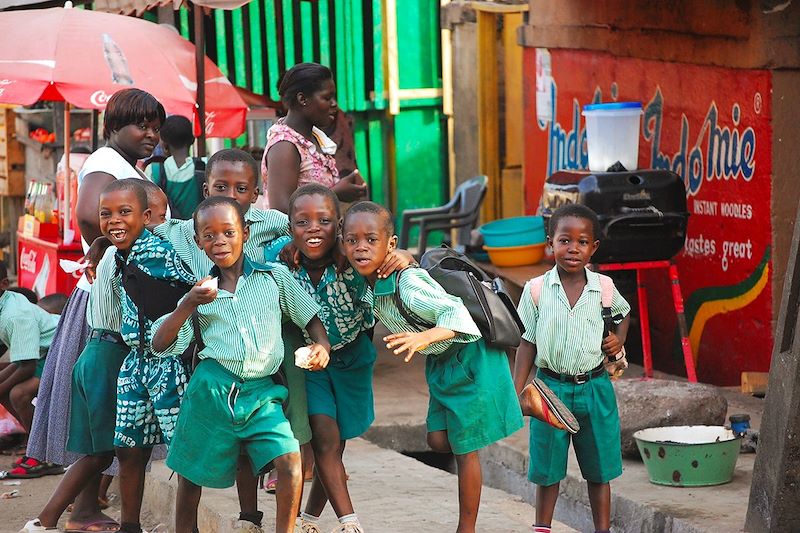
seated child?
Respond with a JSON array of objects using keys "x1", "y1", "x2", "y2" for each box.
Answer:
[
  {"x1": 0, "y1": 264, "x2": 61, "y2": 479},
  {"x1": 341, "y1": 202, "x2": 523, "y2": 533},
  {"x1": 513, "y1": 204, "x2": 630, "y2": 533},
  {"x1": 100, "y1": 179, "x2": 196, "y2": 533},
  {"x1": 265, "y1": 185, "x2": 411, "y2": 533},
  {"x1": 19, "y1": 182, "x2": 169, "y2": 533},
  {"x1": 151, "y1": 196, "x2": 332, "y2": 533}
]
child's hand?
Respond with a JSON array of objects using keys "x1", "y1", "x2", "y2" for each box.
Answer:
[
  {"x1": 82, "y1": 236, "x2": 112, "y2": 283},
  {"x1": 602, "y1": 333, "x2": 623, "y2": 357},
  {"x1": 278, "y1": 242, "x2": 301, "y2": 270},
  {"x1": 304, "y1": 343, "x2": 330, "y2": 370},
  {"x1": 185, "y1": 277, "x2": 218, "y2": 307},
  {"x1": 377, "y1": 249, "x2": 415, "y2": 279},
  {"x1": 384, "y1": 331, "x2": 433, "y2": 363}
]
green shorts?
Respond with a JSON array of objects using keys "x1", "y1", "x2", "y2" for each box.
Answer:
[
  {"x1": 67, "y1": 332, "x2": 129, "y2": 455},
  {"x1": 34, "y1": 357, "x2": 46, "y2": 378},
  {"x1": 426, "y1": 339, "x2": 523, "y2": 455},
  {"x1": 528, "y1": 369, "x2": 622, "y2": 485},
  {"x1": 281, "y1": 324, "x2": 311, "y2": 445},
  {"x1": 305, "y1": 332, "x2": 376, "y2": 440},
  {"x1": 166, "y1": 359, "x2": 300, "y2": 489}
]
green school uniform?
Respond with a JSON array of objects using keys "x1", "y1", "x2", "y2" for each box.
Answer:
[
  {"x1": 0, "y1": 290, "x2": 59, "y2": 365},
  {"x1": 114, "y1": 229, "x2": 197, "y2": 449},
  {"x1": 369, "y1": 269, "x2": 523, "y2": 455},
  {"x1": 151, "y1": 258, "x2": 320, "y2": 488},
  {"x1": 147, "y1": 156, "x2": 204, "y2": 219},
  {"x1": 517, "y1": 266, "x2": 630, "y2": 485},
  {"x1": 152, "y1": 206, "x2": 290, "y2": 278},
  {"x1": 265, "y1": 236, "x2": 377, "y2": 440},
  {"x1": 68, "y1": 247, "x2": 129, "y2": 455}
]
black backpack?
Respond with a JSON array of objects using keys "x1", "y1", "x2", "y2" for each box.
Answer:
[
  {"x1": 393, "y1": 245, "x2": 525, "y2": 348},
  {"x1": 153, "y1": 157, "x2": 206, "y2": 220}
]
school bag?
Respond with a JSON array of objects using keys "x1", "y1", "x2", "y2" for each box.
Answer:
[
  {"x1": 153, "y1": 157, "x2": 206, "y2": 219},
  {"x1": 529, "y1": 272, "x2": 628, "y2": 377},
  {"x1": 392, "y1": 245, "x2": 525, "y2": 348}
]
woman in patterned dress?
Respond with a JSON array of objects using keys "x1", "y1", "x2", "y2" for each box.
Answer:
[{"x1": 261, "y1": 63, "x2": 367, "y2": 214}]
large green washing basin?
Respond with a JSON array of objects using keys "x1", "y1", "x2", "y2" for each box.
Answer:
[{"x1": 633, "y1": 425, "x2": 740, "y2": 487}]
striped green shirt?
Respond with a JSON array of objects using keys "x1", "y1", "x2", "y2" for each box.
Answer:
[
  {"x1": 264, "y1": 236, "x2": 374, "y2": 351},
  {"x1": 517, "y1": 266, "x2": 631, "y2": 375},
  {"x1": 86, "y1": 246, "x2": 122, "y2": 332},
  {"x1": 152, "y1": 258, "x2": 322, "y2": 380},
  {"x1": 152, "y1": 207, "x2": 290, "y2": 277},
  {"x1": 369, "y1": 268, "x2": 480, "y2": 357},
  {"x1": 0, "y1": 290, "x2": 59, "y2": 362}
]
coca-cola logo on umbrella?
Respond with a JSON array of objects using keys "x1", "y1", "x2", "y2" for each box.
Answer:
[{"x1": 90, "y1": 90, "x2": 111, "y2": 108}]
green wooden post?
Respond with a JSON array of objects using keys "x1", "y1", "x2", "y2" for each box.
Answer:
[
  {"x1": 318, "y1": 0, "x2": 331, "y2": 67},
  {"x1": 214, "y1": 10, "x2": 228, "y2": 77},
  {"x1": 300, "y1": 1, "x2": 314, "y2": 63},
  {"x1": 350, "y1": 0, "x2": 366, "y2": 111},
  {"x1": 371, "y1": 0, "x2": 386, "y2": 110},
  {"x1": 264, "y1": 0, "x2": 280, "y2": 101},
  {"x1": 282, "y1": 0, "x2": 295, "y2": 66},
  {"x1": 248, "y1": 2, "x2": 264, "y2": 95},
  {"x1": 231, "y1": 8, "x2": 247, "y2": 87},
  {"x1": 179, "y1": 7, "x2": 190, "y2": 40}
]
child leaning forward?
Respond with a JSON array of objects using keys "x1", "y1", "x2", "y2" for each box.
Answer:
[
  {"x1": 342, "y1": 201, "x2": 523, "y2": 533},
  {"x1": 152, "y1": 196, "x2": 332, "y2": 533}
]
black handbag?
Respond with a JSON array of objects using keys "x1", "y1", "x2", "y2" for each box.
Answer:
[{"x1": 405, "y1": 245, "x2": 524, "y2": 348}]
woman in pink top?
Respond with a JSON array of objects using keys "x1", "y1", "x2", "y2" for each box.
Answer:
[{"x1": 262, "y1": 63, "x2": 367, "y2": 213}]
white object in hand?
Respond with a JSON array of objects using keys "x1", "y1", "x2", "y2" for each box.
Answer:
[
  {"x1": 295, "y1": 346, "x2": 313, "y2": 369},
  {"x1": 201, "y1": 277, "x2": 218, "y2": 290},
  {"x1": 59, "y1": 258, "x2": 89, "y2": 274}
]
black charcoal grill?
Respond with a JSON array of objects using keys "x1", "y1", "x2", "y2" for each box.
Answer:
[{"x1": 541, "y1": 169, "x2": 689, "y2": 263}]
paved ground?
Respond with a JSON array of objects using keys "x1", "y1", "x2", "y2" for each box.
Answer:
[{"x1": 0, "y1": 324, "x2": 762, "y2": 532}]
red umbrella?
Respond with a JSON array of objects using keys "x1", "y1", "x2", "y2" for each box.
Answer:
[{"x1": 0, "y1": 4, "x2": 247, "y2": 138}]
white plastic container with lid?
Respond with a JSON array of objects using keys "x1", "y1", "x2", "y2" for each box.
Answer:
[{"x1": 582, "y1": 102, "x2": 643, "y2": 172}]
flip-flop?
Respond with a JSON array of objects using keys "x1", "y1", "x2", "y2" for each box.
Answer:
[
  {"x1": 6, "y1": 458, "x2": 64, "y2": 479},
  {"x1": 519, "y1": 378, "x2": 580, "y2": 434},
  {"x1": 264, "y1": 477, "x2": 277, "y2": 494},
  {"x1": 64, "y1": 518, "x2": 120, "y2": 533}
]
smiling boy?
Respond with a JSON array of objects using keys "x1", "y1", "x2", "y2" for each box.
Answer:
[{"x1": 151, "y1": 196, "x2": 331, "y2": 533}]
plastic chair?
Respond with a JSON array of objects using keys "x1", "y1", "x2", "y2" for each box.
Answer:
[{"x1": 399, "y1": 175, "x2": 488, "y2": 257}]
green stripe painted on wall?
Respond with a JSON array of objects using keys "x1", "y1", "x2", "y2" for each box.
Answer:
[
  {"x1": 249, "y1": 3, "x2": 264, "y2": 94},
  {"x1": 232, "y1": 9, "x2": 247, "y2": 87},
  {"x1": 263, "y1": 0, "x2": 280, "y2": 102}
]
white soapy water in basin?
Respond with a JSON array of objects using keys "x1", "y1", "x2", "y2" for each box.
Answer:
[{"x1": 633, "y1": 425, "x2": 738, "y2": 445}]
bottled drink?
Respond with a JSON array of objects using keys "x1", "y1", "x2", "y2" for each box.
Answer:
[
  {"x1": 24, "y1": 180, "x2": 37, "y2": 216},
  {"x1": 102, "y1": 33, "x2": 134, "y2": 86}
]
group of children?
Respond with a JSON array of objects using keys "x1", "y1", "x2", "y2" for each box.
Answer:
[{"x1": 13, "y1": 143, "x2": 631, "y2": 533}]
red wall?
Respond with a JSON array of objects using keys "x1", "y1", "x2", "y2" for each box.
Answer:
[{"x1": 523, "y1": 49, "x2": 773, "y2": 385}]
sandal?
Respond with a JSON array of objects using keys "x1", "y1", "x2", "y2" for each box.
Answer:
[
  {"x1": 264, "y1": 476, "x2": 277, "y2": 494},
  {"x1": 519, "y1": 378, "x2": 580, "y2": 434},
  {"x1": 64, "y1": 518, "x2": 120, "y2": 533},
  {"x1": 6, "y1": 457, "x2": 64, "y2": 479}
]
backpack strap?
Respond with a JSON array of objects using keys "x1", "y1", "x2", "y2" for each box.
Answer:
[
  {"x1": 529, "y1": 275, "x2": 546, "y2": 307},
  {"x1": 597, "y1": 273, "x2": 624, "y2": 336},
  {"x1": 393, "y1": 269, "x2": 435, "y2": 332}
]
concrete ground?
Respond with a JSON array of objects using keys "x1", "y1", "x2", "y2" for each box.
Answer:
[{"x1": 0, "y1": 324, "x2": 761, "y2": 532}]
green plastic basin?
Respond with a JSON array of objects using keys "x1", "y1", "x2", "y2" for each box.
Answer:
[{"x1": 633, "y1": 426, "x2": 740, "y2": 487}]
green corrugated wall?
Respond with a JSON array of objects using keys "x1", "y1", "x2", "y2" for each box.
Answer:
[{"x1": 173, "y1": 0, "x2": 445, "y2": 235}]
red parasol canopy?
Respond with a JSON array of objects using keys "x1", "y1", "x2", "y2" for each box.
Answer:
[{"x1": 0, "y1": 5, "x2": 247, "y2": 138}]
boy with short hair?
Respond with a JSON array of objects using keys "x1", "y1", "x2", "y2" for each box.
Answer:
[
  {"x1": 341, "y1": 201, "x2": 523, "y2": 533},
  {"x1": 99, "y1": 179, "x2": 196, "y2": 533},
  {"x1": 147, "y1": 114, "x2": 204, "y2": 219},
  {"x1": 19, "y1": 183, "x2": 171, "y2": 533},
  {"x1": 513, "y1": 204, "x2": 631, "y2": 533},
  {"x1": 152, "y1": 196, "x2": 332, "y2": 533},
  {"x1": 0, "y1": 263, "x2": 60, "y2": 476}
]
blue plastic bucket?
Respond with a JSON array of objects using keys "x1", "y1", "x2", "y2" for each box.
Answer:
[{"x1": 479, "y1": 216, "x2": 546, "y2": 248}]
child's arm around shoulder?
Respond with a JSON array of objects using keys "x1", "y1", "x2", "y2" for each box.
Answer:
[{"x1": 151, "y1": 277, "x2": 216, "y2": 354}]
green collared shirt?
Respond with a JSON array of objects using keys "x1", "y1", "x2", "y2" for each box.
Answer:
[
  {"x1": 151, "y1": 207, "x2": 290, "y2": 278},
  {"x1": 517, "y1": 266, "x2": 631, "y2": 375},
  {"x1": 152, "y1": 258, "x2": 322, "y2": 380},
  {"x1": 0, "y1": 290, "x2": 59, "y2": 362},
  {"x1": 264, "y1": 236, "x2": 374, "y2": 351},
  {"x1": 87, "y1": 246, "x2": 122, "y2": 332},
  {"x1": 368, "y1": 268, "x2": 480, "y2": 357}
]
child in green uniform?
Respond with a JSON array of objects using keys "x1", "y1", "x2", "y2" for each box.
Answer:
[
  {"x1": 513, "y1": 204, "x2": 630, "y2": 533},
  {"x1": 19, "y1": 187, "x2": 169, "y2": 533},
  {"x1": 341, "y1": 202, "x2": 523, "y2": 533},
  {"x1": 99, "y1": 179, "x2": 196, "y2": 533},
  {"x1": 0, "y1": 263, "x2": 59, "y2": 459},
  {"x1": 151, "y1": 196, "x2": 332, "y2": 533},
  {"x1": 265, "y1": 184, "x2": 412, "y2": 533}
]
